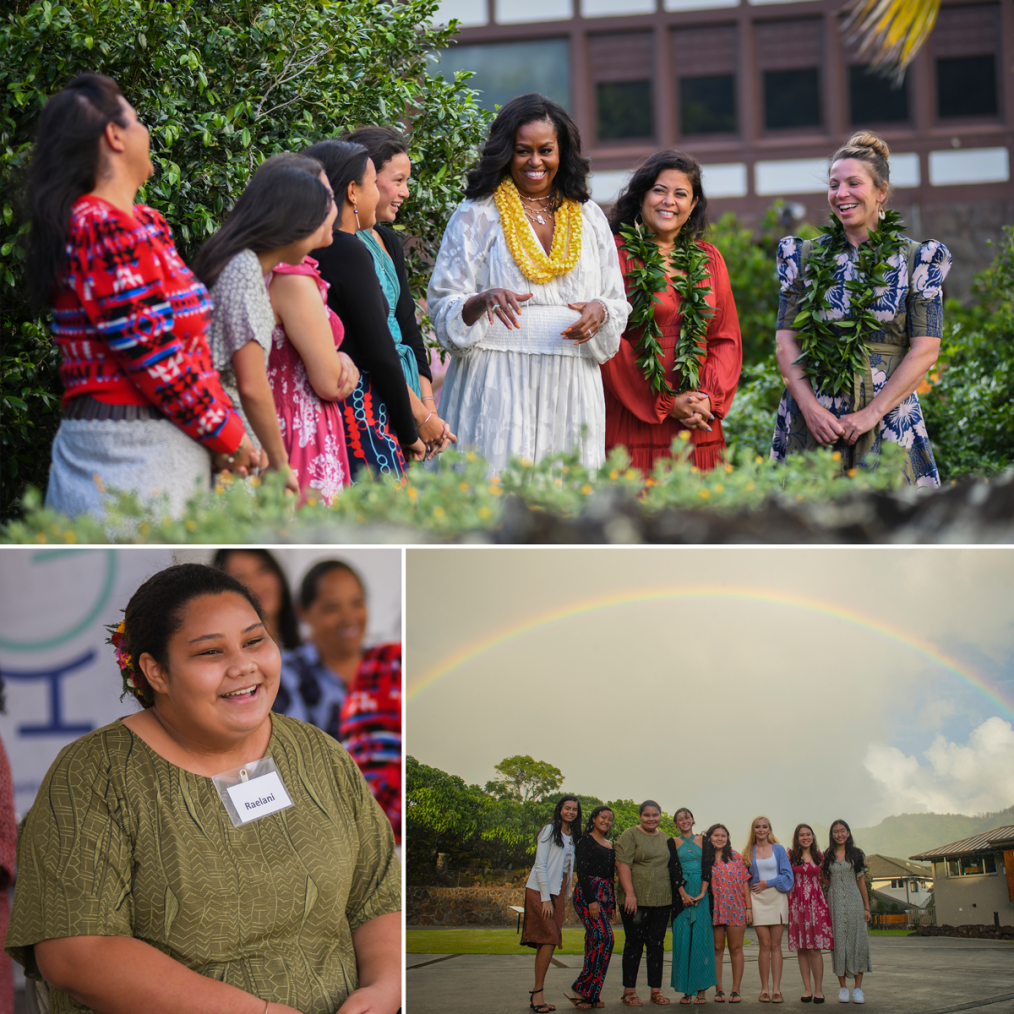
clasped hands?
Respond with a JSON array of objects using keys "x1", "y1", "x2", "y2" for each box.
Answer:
[
  {"x1": 803, "y1": 403, "x2": 881, "y2": 447},
  {"x1": 678, "y1": 887, "x2": 707, "y2": 907},
  {"x1": 669, "y1": 391, "x2": 713, "y2": 432}
]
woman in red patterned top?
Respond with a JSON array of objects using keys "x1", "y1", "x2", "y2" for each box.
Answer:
[{"x1": 24, "y1": 73, "x2": 258, "y2": 518}]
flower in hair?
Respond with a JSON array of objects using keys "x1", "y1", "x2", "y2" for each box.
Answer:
[{"x1": 106, "y1": 618, "x2": 150, "y2": 704}]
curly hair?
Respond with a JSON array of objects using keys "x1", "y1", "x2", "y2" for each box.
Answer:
[
  {"x1": 542, "y1": 794, "x2": 583, "y2": 849},
  {"x1": 609, "y1": 149, "x2": 710, "y2": 241},
  {"x1": 789, "y1": 823, "x2": 824, "y2": 867},
  {"x1": 705, "y1": 823, "x2": 734, "y2": 865},
  {"x1": 821, "y1": 819, "x2": 866, "y2": 878},
  {"x1": 464, "y1": 93, "x2": 590, "y2": 203},
  {"x1": 121, "y1": 564, "x2": 264, "y2": 708}
]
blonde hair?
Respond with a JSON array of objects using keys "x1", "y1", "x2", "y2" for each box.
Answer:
[
  {"x1": 829, "y1": 130, "x2": 891, "y2": 198},
  {"x1": 742, "y1": 814, "x2": 780, "y2": 869}
]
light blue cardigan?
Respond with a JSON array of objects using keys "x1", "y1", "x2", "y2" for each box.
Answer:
[{"x1": 747, "y1": 842, "x2": 794, "y2": 893}]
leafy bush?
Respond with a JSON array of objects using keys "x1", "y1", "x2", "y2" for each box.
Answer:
[
  {"x1": 1, "y1": 439, "x2": 912, "y2": 544},
  {"x1": 921, "y1": 227, "x2": 1014, "y2": 480},
  {"x1": 0, "y1": 0, "x2": 491, "y2": 518}
]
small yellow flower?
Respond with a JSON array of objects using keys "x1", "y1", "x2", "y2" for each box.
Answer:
[
  {"x1": 724, "y1": 463, "x2": 734, "y2": 473},
  {"x1": 478, "y1": 506, "x2": 492, "y2": 520},
  {"x1": 185, "y1": 520, "x2": 197, "y2": 532},
  {"x1": 433, "y1": 505, "x2": 446, "y2": 518},
  {"x1": 645, "y1": 477, "x2": 656, "y2": 487},
  {"x1": 35, "y1": 533, "x2": 47, "y2": 543},
  {"x1": 714, "y1": 484, "x2": 724, "y2": 494},
  {"x1": 699, "y1": 489, "x2": 711, "y2": 499},
  {"x1": 745, "y1": 481, "x2": 756, "y2": 491},
  {"x1": 554, "y1": 478, "x2": 563, "y2": 487},
  {"x1": 490, "y1": 475, "x2": 502, "y2": 485},
  {"x1": 459, "y1": 481, "x2": 470, "y2": 492},
  {"x1": 832, "y1": 451, "x2": 842, "y2": 462},
  {"x1": 214, "y1": 484, "x2": 225, "y2": 495},
  {"x1": 220, "y1": 472, "x2": 234, "y2": 485},
  {"x1": 139, "y1": 523, "x2": 151, "y2": 535},
  {"x1": 690, "y1": 467, "x2": 698, "y2": 474},
  {"x1": 847, "y1": 468, "x2": 857, "y2": 478},
  {"x1": 306, "y1": 497, "x2": 319, "y2": 507},
  {"x1": 625, "y1": 469, "x2": 637, "y2": 480},
  {"x1": 561, "y1": 465, "x2": 570, "y2": 474},
  {"x1": 678, "y1": 430, "x2": 691, "y2": 442},
  {"x1": 117, "y1": 621, "x2": 126, "y2": 633},
  {"x1": 755, "y1": 455, "x2": 763, "y2": 465},
  {"x1": 581, "y1": 483, "x2": 593, "y2": 495},
  {"x1": 466, "y1": 451, "x2": 477, "y2": 462},
  {"x1": 407, "y1": 487, "x2": 418, "y2": 501},
  {"x1": 520, "y1": 458, "x2": 533, "y2": 468},
  {"x1": 489, "y1": 485, "x2": 504, "y2": 496},
  {"x1": 249, "y1": 476, "x2": 262, "y2": 488},
  {"x1": 64, "y1": 531, "x2": 77, "y2": 543},
  {"x1": 609, "y1": 470, "x2": 619, "y2": 480}
]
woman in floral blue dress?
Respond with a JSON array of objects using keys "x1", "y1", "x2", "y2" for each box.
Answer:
[{"x1": 770, "y1": 131, "x2": 951, "y2": 487}]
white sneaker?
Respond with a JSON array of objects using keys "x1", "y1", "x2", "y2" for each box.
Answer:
[
  {"x1": 852, "y1": 988, "x2": 865, "y2": 1004},
  {"x1": 838, "y1": 987, "x2": 851, "y2": 1003}
]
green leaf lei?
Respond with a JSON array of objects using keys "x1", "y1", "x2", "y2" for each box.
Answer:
[
  {"x1": 791, "y1": 209, "x2": 907, "y2": 402},
  {"x1": 618, "y1": 222, "x2": 715, "y2": 397}
]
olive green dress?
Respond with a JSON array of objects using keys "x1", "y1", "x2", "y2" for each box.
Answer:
[{"x1": 6, "y1": 714, "x2": 400, "y2": 1014}]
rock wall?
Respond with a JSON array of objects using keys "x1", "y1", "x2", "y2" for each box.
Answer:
[
  {"x1": 915, "y1": 923, "x2": 1014, "y2": 940},
  {"x1": 408, "y1": 886, "x2": 618, "y2": 928}
]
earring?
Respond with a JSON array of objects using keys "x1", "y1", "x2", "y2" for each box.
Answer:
[
  {"x1": 634, "y1": 212, "x2": 644, "y2": 228},
  {"x1": 353, "y1": 204, "x2": 359, "y2": 220},
  {"x1": 878, "y1": 208, "x2": 885, "y2": 220}
]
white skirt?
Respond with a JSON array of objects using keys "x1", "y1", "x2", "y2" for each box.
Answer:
[
  {"x1": 438, "y1": 347, "x2": 608, "y2": 475},
  {"x1": 752, "y1": 885, "x2": 789, "y2": 926},
  {"x1": 46, "y1": 418, "x2": 211, "y2": 520}
]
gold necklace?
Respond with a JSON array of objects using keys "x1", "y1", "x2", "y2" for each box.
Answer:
[{"x1": 494, "y1": 177, "x2": 582, "y2": 285}]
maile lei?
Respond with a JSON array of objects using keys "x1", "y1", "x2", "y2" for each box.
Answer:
[
  {"x1": 618, "y1": 222, "x2": 714, "y2": 396},
  {"x1": 791, "y1": 209, "x2": 907, "y2": 402}
]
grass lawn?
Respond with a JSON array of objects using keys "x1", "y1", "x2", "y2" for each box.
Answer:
[
  {"x1": 867, "y1": 929, "x2": 915, "y2": 937},
  {"x1": 406, "y1": 928, "x2": 760, "y2": 955}
]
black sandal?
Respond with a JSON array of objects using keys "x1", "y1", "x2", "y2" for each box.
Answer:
[
  {"x1": 530, "y1": 990, "x2": 556, "y2": 1013},
  {"x1": 714, "y1": 992, "x2": 726, "y2": 1003}
]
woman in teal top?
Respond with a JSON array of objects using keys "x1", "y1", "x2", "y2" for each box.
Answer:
[
  {"x1": 345, "y1": 126, "x2": 456, "y2": 458},
  {"x1": 668, "y1": 808, "x2": 716, "y2": 1005}
]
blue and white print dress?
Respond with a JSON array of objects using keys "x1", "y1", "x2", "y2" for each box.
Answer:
[{"x1": 770, "y1": 234, "x2": 951, "y2": 487}]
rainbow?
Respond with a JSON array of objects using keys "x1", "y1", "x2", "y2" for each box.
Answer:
[{"x1": 408, "y1": 585, "x2": 1014, "y2": 721}]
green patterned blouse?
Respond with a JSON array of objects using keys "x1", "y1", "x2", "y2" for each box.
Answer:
[
  {"x1": 6, "y1": 714, "x2": 400, "y2": 1014},
  {"x1": 614, "y1": 826, "x2": 673, "y2": 908}
]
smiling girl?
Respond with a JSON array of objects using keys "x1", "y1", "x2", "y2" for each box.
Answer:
[{"x1": 5, "y1": 563, "x2": 401, "y2": 1014}]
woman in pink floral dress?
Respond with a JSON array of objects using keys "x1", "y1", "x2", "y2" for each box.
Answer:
[
  {"x1": 705, "y1": 824, "x2": 751, "y2": 1004},
  {"x1": 265, "y1": 161, "x2": 358, "y2": 504},
  {"x1": 788, "y1": 823, "x2": 833, "y2": 1003}
]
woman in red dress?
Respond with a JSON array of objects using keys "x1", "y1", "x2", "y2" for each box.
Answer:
[
  {"x1": 787, "y1": 823, "x2": 833, "y2": 1003},
  {"x1": 603, "y1": 151, "x2": 742, "y2": 471}
]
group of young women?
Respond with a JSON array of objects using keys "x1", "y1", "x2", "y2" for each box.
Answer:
[
  {"x1": 522, "y1": 800, "x2": 873, "y2": 1010},
  {"x1": 26, "y1": 74, "x2": 951, "y2": 519}
]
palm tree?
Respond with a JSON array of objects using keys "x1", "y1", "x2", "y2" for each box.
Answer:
[{"x1": 844, "y1": 0, "x2": 939, "y2": 80}]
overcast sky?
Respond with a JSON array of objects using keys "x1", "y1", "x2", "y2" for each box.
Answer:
[{"x1": 406, "y1": 548, "x2": 1014, "y2": 845}]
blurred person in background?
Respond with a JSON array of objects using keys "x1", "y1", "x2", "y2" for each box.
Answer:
[
  {"x1": 274, "y1": 560, "x2": 401, "y2": 841},
  {"x1": 213, "y1": 549, "x2": 302, "y2": 650}
]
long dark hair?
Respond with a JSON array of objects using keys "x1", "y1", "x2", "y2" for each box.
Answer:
[
  {"x1": 23, "y1": 73, "x2": 128, "y2": 310},
  {"x1": 123, "y1": 564, "x2": 264, "y2": 708},
  {"x1": 584, "y1": 805, "x2": 614, "y2": 836},
  {"x1": 299, "y1": 559, "x2": 366, "y2": 611},
  {"x1": 212, "y1": 549, "x2": 302, "y2": 651},
  {"x1": 464, "y1": 93, "x2": 590, "y2": 203},
  {"x1": 790, "y1": 823, "x2": 824, "y2": 867},
  {"x1": 821, "y1": 819, "x2": 865, "y2": 878},
  {"x1": 301, "y1": 140, "x2": 370, "y2": 220},
  {"x1": 610, "y1": 149, "x2": 710, "y2": 241},
  {"x1": 543, "y1": 794, "x2": 583, "y2": 849},
  {"x1": 705, "y1": 823, "x2": 734, "y2": 864},
  {"x1": 192, "y1": 155, "x2": 330, "y2": 288},
  {"x1": 343, "y1": 125, "x2": 409, "y2": 173}
]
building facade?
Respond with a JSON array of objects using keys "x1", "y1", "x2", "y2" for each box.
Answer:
[
  {"x1": 911, "y1": 825, "x2": 1014, "y2": 927},
  {"x1": 867, "y1": 854, "x2": 934, "y2": 911},
  {"x1": 432, "y1": 0, "x2": 1014, "y2": 295}
]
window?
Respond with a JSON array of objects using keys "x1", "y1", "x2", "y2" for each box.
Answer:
[
  {"x1": 937, "y1": 55, "x2": 998, "y2": 118},
  {"x1": 947, "y1": 855, "x2": 998, "y2": 876},
  {"x1": 430, "y1": 38, "x2": 570, "y2": 112},
  {"x1": 849, "y1": 65, "x2": 909, "y2": 125},
  {"x1": 764, "y1": 69, "x2": 821, "y2": 129},
  {"x1": 680, "y1": 74, "x2": 736, "y2": 134},
  {"x1": 597, "y1": 81, "x2": 654, "y2": 141}
]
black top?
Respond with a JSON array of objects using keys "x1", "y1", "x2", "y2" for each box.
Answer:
[
  {"x1": 311, "y1": 231, "x2": 418, "y2": 446},
  {"x1": 667, "y1": 837, "x2": 714, "y2": 919},
  {"x1": 576, "y1": 834, "x2": 616, "y2": 899},
  {"x1": 376, "y1": 225, "x2": 432, "y2": 382}
]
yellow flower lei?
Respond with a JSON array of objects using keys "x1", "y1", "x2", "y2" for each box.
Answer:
[{"x1": 493, "y1": 177, "x2": 583, "y2": 285}]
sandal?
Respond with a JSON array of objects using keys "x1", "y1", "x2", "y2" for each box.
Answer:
[
  {"x1": 772, "y1": 994, "x2": 784, "y2": 1004},
  {"x1": 729, "y1": 995, "x2": 742, "y2": 1005},
  {"x1": 693, "y1": 999, "x2": 707, "y2": 1006},
  {"x1": 565, "y1": 995, "x2": 594, "y2": 1010},
  {"x1": 622, "y1": 995, "x2": 644, "y2": 1007},
  {"x1": 714, "y1": 993, "x2": 726, "y2": 1004},
  {"x1": 679, "y1": 999, "x2": 693, "y2": 1007},
  {"x1": 759, "y1": 993, "x2": 771, "y2": 1003},
  {"x1": 530, "y1": 990, "x2": 556, "y2": 1013},
  {"x1": 652, "y1": 993, "x2": 672, "y2": 1006}
]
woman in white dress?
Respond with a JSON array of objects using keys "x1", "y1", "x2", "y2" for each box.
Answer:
[{"x1": 427, "y1": 93, "x2": 630, "y2": 471}]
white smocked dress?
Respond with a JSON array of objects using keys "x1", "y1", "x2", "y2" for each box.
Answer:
[{"x1": 427, "y1": 196, "x2": 630, "y2": 472}]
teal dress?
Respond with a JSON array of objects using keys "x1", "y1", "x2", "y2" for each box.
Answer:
[
  {"x1": 671, "y1": 837, "x2": 716, "y2": 995},
  {"x1": 357, "y1": 230, "x2": 422, "y2": 397}
]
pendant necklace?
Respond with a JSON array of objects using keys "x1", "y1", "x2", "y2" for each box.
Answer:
[{"x1": 521, "y1": 193, "x2": 555, "y2": 226}]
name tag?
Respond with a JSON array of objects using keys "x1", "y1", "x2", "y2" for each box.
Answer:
[{"x1": 211, "y1": 756, "x2": 294, "y2": 828}]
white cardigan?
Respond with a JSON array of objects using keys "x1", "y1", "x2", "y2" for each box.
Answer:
[{"x1": 526, "y1": 824, "x2": 575, "y2": 901}]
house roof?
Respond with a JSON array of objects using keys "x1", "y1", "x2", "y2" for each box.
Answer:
[
  {"x1": 909, "y1": 825, "x2": 1014, "y2": 861},
  {"x1": 870, "y1": 886, "x2": 932, "y2": 910},
  {"x1": 867, "y1": 855, "x2": 932, "y2": 880}
]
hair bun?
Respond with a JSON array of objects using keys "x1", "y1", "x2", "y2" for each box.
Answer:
[{"x1": 845, "y1": 131, "x2": 890, "y2": 163}]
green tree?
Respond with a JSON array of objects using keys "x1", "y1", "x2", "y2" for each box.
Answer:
[
  {"x1": 485, "y1": 754, "x2": 565, "y2": 802},
  {"x1": 0, "y1": 0, "x2": 491, "y2": 519}
]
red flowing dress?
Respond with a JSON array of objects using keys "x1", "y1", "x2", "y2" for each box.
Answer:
[{"x1": 602, "y1": 236, "x2": 743, "y2": 471}]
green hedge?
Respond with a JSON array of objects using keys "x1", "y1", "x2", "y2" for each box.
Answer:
[{"x1": 0, "y1": 0, "x2": 491, "y2": 519}]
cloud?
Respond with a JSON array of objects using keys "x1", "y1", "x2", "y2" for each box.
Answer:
[{"x1": 865, "y1": 717, "x2": 1014, "y2": 814}]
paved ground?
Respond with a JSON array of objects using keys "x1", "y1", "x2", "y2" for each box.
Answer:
[{"x1": 407, "y1": 936, "x2": 1014, "y2": 1014}]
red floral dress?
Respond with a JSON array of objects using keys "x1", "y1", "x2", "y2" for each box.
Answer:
[
  {"x1": 711, "y1": 850, "x2": 752, "y2": 926},
  {"x1": 267, "y1": 258, "x2": 351, "y2": 504},
  {"x1": 788, "y1": 861, "x2": 834, "y2": 950}
]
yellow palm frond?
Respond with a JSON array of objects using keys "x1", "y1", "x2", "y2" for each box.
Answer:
[{"x1": 844, "y1": 0, "x2": 940, "y2": 82}]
